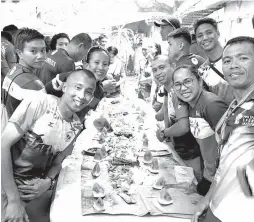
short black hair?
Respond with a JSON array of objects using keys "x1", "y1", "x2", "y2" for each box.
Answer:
[
  {"x1": 71, "y1": 33, "x2": 92, "y2": 49},
  {"x1": 50, "y1": 33, "x2": 70, "y2": 50},
  {"x1": 14, "y1": 28, "x2": 45, "y2": 51},
  {"x1": 3, "y1": 24, "x2": 18, "y2": 32},
  {"x1": 1, "y1": 31, "x2": 12, "y2": 43},
  {"x1": 98, "y1": 34, "x2": 108, "y2": 41},
  {"x1": 193, "y1": 17, "x2": 218, "y2": 34},
  {"x1": 167, "y1": 27, "x2": 192, "y2": 44},
  {"x1": 84, "y1": 46, "x2": 110, "y2": 65},
  {"x1": 172, "y1": 64, "x2": 201, "y2": 82},
  {"x1": 153, "y1": 54, "x2": 171, "y2": 64},
  {"x1": 107, "y1": 46, "x2": 118, "y2": 56},
  {"x1": 224, "y1": 36, "x2": 254, "y2": 50}
]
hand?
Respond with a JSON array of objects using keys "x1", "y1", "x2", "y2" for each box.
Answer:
[
  {"x1": 191, "y1": 197, "x2": 209, "y2": 222},
  {"x1": 52, "y1": 74, "x2": 63, "y2": 91},
  {"x1": 156, "y1": 129, "x2": 165, "y2": 142},
  {"x1": 155, "y1": 111, "x2": 164, "y2": 121},
  {"x1": 93, "y1": 117, "x2": 113, "y2": 132},
  {"x1": 18, "y1": 178, "x2": 51, "y2": 201},
  {"x1": 3, "y1": 200, "x2": 29, "y2": 222},
  {"x1": 102, "y1": 80, "x2": 117, "y2": 93}
]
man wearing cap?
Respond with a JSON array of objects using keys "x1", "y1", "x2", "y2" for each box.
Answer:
[{"x1": 154, "y1": 17, "x2": 181, "y2": 41}]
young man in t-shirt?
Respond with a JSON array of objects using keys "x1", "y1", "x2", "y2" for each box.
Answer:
[
  {"x1": 2, "y1": 28, "x2": 46, "y2": 118},
  {"x1": 39, "y1": 33, "x2": 92, "y2": 85},
  {"x1": 193, "y1": 17, "x2": 234, "y2": 104},
  {"x1": 152, "y1": 55, "x2": 202, "y2": 180},
  {"x1": 1, "y1": 69, "x2": 97, "y2": 222},
  {"x1": 167, "y1": 27, "x2": 205, "y2": 69}
]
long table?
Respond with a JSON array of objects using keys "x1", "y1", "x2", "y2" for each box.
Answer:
[{"x1": 50, "y1": 78, "x2": 197, "y2": 222}]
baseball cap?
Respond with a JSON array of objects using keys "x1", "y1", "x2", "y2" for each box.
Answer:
[{"x1": 154, "y1": 17, "x2": 181, "y2": 29}]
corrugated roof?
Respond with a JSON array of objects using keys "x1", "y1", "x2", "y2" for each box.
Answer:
[{"x1": 180, "y1": 1, "x2": 227, "y2": 28}]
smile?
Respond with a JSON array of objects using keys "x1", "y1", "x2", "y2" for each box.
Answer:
[
  {"x1": 181, "y1": 92, "x2": 191, "y2": 98},
  {"x1": 74, "y1": 99, "x2": 85, "y2": 107},
  {"x1": 203, "y1": 41, "x2": 212, "y2": 47}
]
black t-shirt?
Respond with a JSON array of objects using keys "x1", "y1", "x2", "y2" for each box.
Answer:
[{"x1": 39, "y1": 49, "x2": 75, "y2": 85}]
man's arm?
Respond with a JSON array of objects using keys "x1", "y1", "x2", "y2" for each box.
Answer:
[
  {"x1": 1, "y1": 123, "x2": 29, "y2": 222},
  {"x1": 1, "y1": 123, "x2": 24, "y2": 202}
]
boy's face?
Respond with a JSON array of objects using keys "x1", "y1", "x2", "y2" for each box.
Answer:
[
  {"x1": 195, "y1": 23, "x2": 219, "y2": 52},
  {"x1": 62, "y1": 72, "x2": 96, "y2": 113},
  {"x1": 18, "y1": 39, "x2": 46, "y2": 69}
]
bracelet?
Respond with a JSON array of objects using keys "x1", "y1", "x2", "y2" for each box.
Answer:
[{"x1": 45, "y1": 176, "x2": 56, "y2": 190}]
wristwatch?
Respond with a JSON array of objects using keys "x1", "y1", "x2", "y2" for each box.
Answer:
[{"x1": 45, "y1": 176, "x2": 56, "y2": 190}]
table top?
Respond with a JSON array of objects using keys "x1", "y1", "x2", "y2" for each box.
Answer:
[{"x1": 50, "y1": 92, "x2": 193, "y2": 222}]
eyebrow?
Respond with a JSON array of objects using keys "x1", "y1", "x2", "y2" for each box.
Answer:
[{"x1": 223, "y1": 52, "x2": 250, "y2": 59}]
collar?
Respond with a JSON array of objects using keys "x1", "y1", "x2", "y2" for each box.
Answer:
[
  {"x1": 177, "y1": 53, "x2": 193, "y2": 62},
  {"x1": 16, "y1": 63, "x2": 35, "y2": 74},
  {"x1": 209, "y1": 55, "x2": 222, "y2": 64},
  {"x1": 58, "y1": 48, "x2": 71, "y2": 58},
  {"x1": 189, "y1": 90, "x2": 203, "y2": 108}
]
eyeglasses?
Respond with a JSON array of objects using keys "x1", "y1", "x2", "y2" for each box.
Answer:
[{"x1": 173, "y1": 78, "x2": 194, "y2": 90}]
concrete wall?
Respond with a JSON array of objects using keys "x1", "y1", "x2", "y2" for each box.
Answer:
[{"x1": 209, "y1": 0, "x2": 254, "y2": 45}]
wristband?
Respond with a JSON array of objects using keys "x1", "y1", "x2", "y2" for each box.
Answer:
[{"x1": 45, "y1": 176, "x2": 56, "y2": 190}]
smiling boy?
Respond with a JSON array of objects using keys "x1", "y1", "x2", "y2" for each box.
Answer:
[{"x1": 1, "y1": 69, "x2": 97, "y2": 222}]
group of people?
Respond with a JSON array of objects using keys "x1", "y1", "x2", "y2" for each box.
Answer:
[
  {"x1": 137, "y1": 16, "x2": 254, "y2": 222},
  {"x1": 1, "y1": 26, "x2": 125, "y2": 222},
  {"x1": 1, "y1": 15, "x2": 254, "y2": 222}
]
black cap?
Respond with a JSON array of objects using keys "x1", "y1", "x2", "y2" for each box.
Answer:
[{"x1": 154, "y1": 17, "x2": 181, "y2": 29}]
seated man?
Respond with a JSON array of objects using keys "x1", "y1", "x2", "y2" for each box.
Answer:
[{"x1": 1, "y1": 69, "x2": 97, "y2": 222}]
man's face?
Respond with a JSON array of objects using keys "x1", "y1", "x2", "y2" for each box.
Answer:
[
  {"x1": 56, "y1": 37, "x2": 69, "y2": 50},
  {"x1": 173, "y1": 68, "x2": 201, "y2": 103},
  {"x1": 167, "y1": 37, "x2": 180, "y2": 60},
  {"x1": 99, "y1": 37, "x2": 108, "y2": 48},
  {"x1": 74, "y1": 43, "x2": 91, "y2": 62},
  {"x1": 160, "y1": 25, "x2": 174, "y2": 41},
  {"x1": 142, "y1": 48, "x2": 148, "y2": 57},
  {"x1": 196, "y1": 23, "x2": 219, "y2": 52},
  {"x1": 152, "y1": 57, "x2": 173, "y2": 86},
  {"x1": 88, "y1": 51, "x2": 109, "y2": 81},
  {"x1": 222, "y1": 42, "x2": 254, "y2": 90},
  {"x1": 62, "y1": 73, "x2": 96, "y2": 113},
  {"x1": 18, "y1": 39, "x2": 46, "y2": 69}
]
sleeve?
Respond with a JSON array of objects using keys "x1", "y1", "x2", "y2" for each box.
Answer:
[
  {"x1": 204, "y1": 99, "x2": 229, "y2": 130},
  {"x1": 5, "y1": 45, "x2": 17, "y2": 67},
  {"x1": 22, "y1": 79, "x2": 44, "y2": 91},
  {"x1": 59, "y1": 60, "x2": 75, "y2": 73},
  {"x1": 9, "y1": 94, "x2": 49, "y2": 133},
  {"x1": 45, "y1": 72, "x2": 72, "y2": 97},
  {"x1": 172, "y1": 92, "x2": 189, "y2": 120},
  {"x1": 197, "y1": 55, "x2": 206, "y2": 67}
]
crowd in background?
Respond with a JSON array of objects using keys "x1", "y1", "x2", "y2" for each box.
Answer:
[{"x1": 1, "y1": 14, "x2": 254, "y2": 222}]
